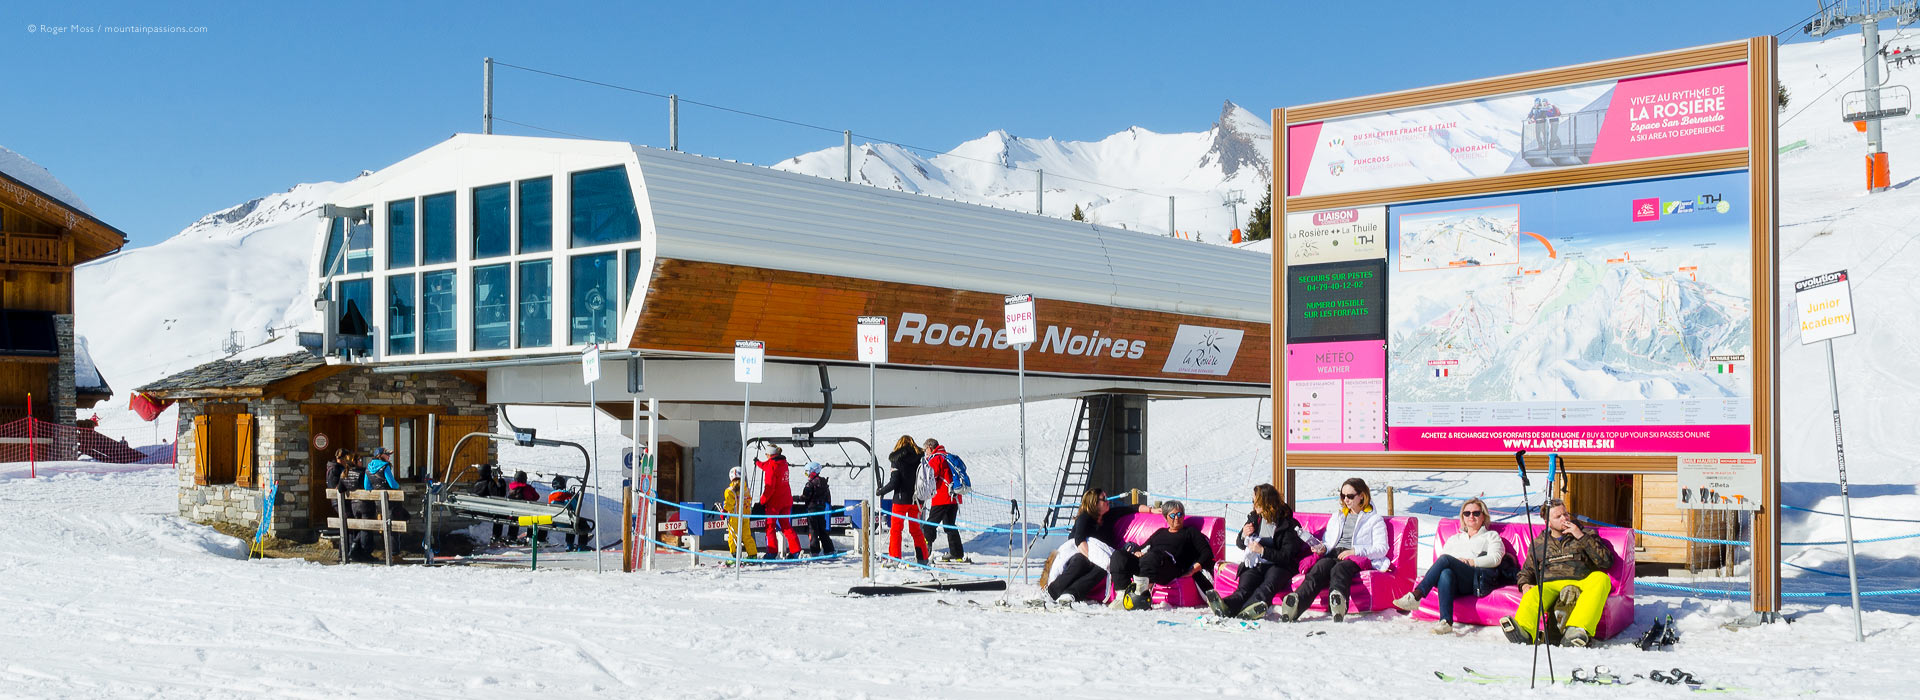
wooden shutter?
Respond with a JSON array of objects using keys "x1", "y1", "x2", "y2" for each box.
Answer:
[
  {"x1": 434, "y1": 415, "x2": 491, "y2": 483},
  {"x1": 234, "y1": 414, "x2": 256, "y2": 488},
  {"x1": 192, "y1": 415, "x2": 211, "y2": 486}
]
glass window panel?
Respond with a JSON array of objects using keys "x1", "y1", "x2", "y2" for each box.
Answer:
[
  {"x1": 387, "y1": 274, "x2": 415, "y2": 355},
  {"x1": 335, "y1": 279, "x2": 372, "y2": 337},
  {"x1": 624, "y1": 249, "x2": 642, "y2": 315},
  {"x1": 518, "y1": 177, "x2": 552, "y2": 254},
  {"x1": 321, "y1": 218, "x2": 345, "y2": 276},
  {"x1": 570, "y1": 253, "x2": 618, "y2": 345},
  {"x1": 387, "y1": 199, "x2": 415, "y2": 269},
  {"x1": 422, "y1": 269, "x2": 457, "y2": 353},
  {"x1": 473, "y1": 183, "x2": 511, "y2": 259},
  {"x1": 517, "y1": 260, "x2": 552, "y2": 348},
  {"x1": 422, "y1": 192, "x2": 456, "y2": 265},
  {"x1": 569, "y1": 167, "x2": 639, "y2": 248},
  {"x1": 472, "y1": 264, "x2": 511, "y2": 351},
  {"x1": 345, "y1": 219, "x2": 373, "y2": 273}
]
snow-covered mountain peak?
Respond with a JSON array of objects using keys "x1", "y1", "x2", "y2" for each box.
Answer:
[
  {"x1": 1205, "y1": 100, "x2": 1272, "y2": 181},
  {"x1": 172, "y1": 181, "x2": 342, "y2": 243}
]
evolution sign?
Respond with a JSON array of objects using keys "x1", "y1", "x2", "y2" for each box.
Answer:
[{"x1": 1286, "y1": 64, "x2": 1749, "y2": 198}]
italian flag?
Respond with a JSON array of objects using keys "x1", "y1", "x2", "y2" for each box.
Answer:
[{"x1": 1716, "y1": 363, "x2": 1736, "y2": 373}]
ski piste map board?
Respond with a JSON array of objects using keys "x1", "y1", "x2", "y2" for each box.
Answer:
[{"x1": 1272, "y1": 38, "x2": 1784, "y2": 610}]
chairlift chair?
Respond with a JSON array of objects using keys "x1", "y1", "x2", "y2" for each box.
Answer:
[{"x1": 432, "y1": 431, "x2": 594, "y2": 535}]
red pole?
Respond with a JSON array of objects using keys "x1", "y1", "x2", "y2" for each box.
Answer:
[{"x1": 27, "y1": 392, "x2": 36, "y2": 479}]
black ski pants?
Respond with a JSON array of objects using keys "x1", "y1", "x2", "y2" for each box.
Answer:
[
  {"x1": 1290, "y1": 548, "x2": 1362, "y2": 605},
  {"x1": 921, "y1": 503, "x2": 964, "y2": 557},
  {"x1": 1110, "y1": 549, "x2": 1215, "y2": 594},
  {"x1": 1047, "y1": 551, "x2": 1108, "y2": 601},
  {"x1": 806, "y1": 514, "x2": 836, "y2": 554},
  {"x1": 1224, "y1": 561, "x2": 1293, "y2": 612}
]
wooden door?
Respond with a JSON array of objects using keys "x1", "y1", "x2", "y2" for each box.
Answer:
[
  {"x1": 307, "y1": 414, "x2": 356, "y2": 527},
  {"x1": 433, "y1": 415, "x2": 491, "y2": 485}
]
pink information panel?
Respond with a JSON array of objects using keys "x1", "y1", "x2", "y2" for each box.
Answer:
[{"x1": 1284, "y1": 341, "x2": 1386, "y2": 451}]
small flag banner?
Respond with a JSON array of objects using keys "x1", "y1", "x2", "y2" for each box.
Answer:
[
  {"x1": 1717, "y1": 364, "x2": 1735, "y2": 373},
  {"x1": 1433, "y1": 368, "x2": 1450, "y2": 377}
]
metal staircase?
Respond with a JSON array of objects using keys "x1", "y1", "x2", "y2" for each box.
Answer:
[{"x1": 1045, "y1": 396, "x2": 1115, "y2": 531}]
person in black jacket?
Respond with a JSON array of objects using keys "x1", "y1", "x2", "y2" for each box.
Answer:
[
  {"x1": 325, "y1": 449, "x2": 374, "y2": 563},
  {"x1": 1219, "y1": 484, "x2": 1308, "y2": 619},
  {"x1": 1045, "y1": 488, "x2": 1161, "y2": 603},
  {"x1": 799, "y1": 462, "x2": 836, "y2": 555},
  {"x1": 874, "y1": 435, "x2": 930, "y2": 564},
  {"x1": 469, "y1": 463, "x2": 511, "y2": 545},
  {"x1": 1108, "y1": 500, "x2": 1222, "y2": 613}
]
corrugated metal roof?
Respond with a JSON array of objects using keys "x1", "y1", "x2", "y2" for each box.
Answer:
[{"x1": 632, "y1": 147, "x2": 1270, "y2": 322}]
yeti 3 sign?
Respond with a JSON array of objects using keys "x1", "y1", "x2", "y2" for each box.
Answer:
[{"x1": 856, "y1": 316, "x2": 888, "y2": 363}]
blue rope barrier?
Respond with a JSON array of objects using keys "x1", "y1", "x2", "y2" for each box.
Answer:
[
  {"x1": 632, "y1": 489, "x2": 849, "y2": 520},
  {"x1": 1784, "y1": 561, "x2": 1852, "y2": 578},
  {"x1": 1781, "y1": 504, "x2": 1920, "y2": 523},
  {"x1": 635, "y1": 531, "x2": 851, "y2": 565},
  {"x1": 1637, "y1": 580, "x2": 1920, "y2": 598},
  {"x1": 873, "y1": 552, "x2": 1027, "y2": 580},
  {"x1": 881, "y1": 505, "x2": 1045, "y2": 535},
  {"x1": 1575, "y1": 516, "x2": 1748, "y2": 546}
]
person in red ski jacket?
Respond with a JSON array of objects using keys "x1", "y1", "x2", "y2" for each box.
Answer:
[
  {"x1": 756, "y1": 446, "x2": 803, "y2": 559},
  {"x1": 920, "y1": 438, "x2": 965, "y2": 562},
  {"x1": 504, "y1": 471, "x2": 540, "y2": 544}
]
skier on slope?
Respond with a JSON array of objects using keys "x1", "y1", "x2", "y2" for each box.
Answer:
[
  {"x1": 723, "y1": 467, "x2": 759, "y2": 559},
  {"x1": 1107, "y1": 500, "x2": 1222, "y2": 613},
  {"x1": 919, "y1": 438, "x2": 965, "y2": 562},
  {"x1": 504, "y1": 471, "x2": 541, "y2": 544},
  {"x1": 756, "y1": 446, "x2": 803, "y2": 559},
  {"x1": 800, "y1": 462, "x2": 836, "y2": 556},
  {"x1": 875, "y1": 435, "x2": 930, "y2": 565},
  {"x1": 469, "y1": 463, "x2": 511, "y2": 545}
]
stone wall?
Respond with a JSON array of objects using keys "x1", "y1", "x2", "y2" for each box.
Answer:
[
  {"x1": 50, "y1": 314, "x2": 76, "y2": 425},
  {"x1": 173, "y1": 366, "x2": 493, "y2": 543}
]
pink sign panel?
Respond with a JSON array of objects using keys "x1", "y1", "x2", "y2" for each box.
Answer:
[
  {"x1": 1387, "y1": 425, "x2": 1751, "y2": 453},
  {"x1": 1284, "y1": 341, "x2": 1385, "y2": 451},
  {"x1": 1590, "y1": 64, "x2": 1749, "y2": 163},
  {"x1": 1285, "y1": 63, "x2": 1751, "y2": 198}
]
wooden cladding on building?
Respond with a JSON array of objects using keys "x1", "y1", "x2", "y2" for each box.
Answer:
[{"x1": 630, "y1": 258, "x2": 1271, "y2": 384}]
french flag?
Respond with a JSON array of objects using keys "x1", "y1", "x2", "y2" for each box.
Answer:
[{"x1": 1433, "y1": 368, "x2": 1449, "y2": 378}]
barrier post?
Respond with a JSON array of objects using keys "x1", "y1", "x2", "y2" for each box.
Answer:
[
  {"x1": 860, "y1": 499, "x2": 872, "y2": 581},
  {"x1": 1130, "y1": 489, "x2": 1140, "y2": 506},
  {"x1": 378, "y1": 491, "x2": 394, "y2": 567},
  {"x1": 336, "y1": 488, "x2": 349, "y2": 565},
  {"x1": 1387, "y1": 486, "x2": 1396, "y2": 516}
]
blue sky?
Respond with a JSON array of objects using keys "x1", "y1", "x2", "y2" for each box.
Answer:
[{"x1": 0, "y1": 1, "x2": 1835, "y2": 248}]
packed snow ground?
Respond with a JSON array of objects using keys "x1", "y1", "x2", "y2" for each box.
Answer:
[{"x1": 2, "y1": 464, "x2": 1916, "y2": 699}]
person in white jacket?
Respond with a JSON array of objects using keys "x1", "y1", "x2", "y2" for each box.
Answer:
[
  {"x1": 1280, "y1": 478, "x2": 1390, "y2": 622},
  {"x1": 1393, "y1": 497, "x2": 1514, "y2": 634}
]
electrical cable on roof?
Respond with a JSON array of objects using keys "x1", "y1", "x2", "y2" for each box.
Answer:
[{"x1": 490, "y1": 60, "x2": 1180, "y2": 201}]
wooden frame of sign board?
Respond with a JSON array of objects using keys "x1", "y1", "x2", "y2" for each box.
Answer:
[{"x1": 1272, "y1": 37, "x2": 1781, "y2": 611}]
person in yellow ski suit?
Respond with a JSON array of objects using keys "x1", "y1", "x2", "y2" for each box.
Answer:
[{"x1": 724, "y1": 467, "x2": 758, "y2": 559}]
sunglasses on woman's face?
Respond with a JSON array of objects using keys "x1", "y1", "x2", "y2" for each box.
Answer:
[
  {"x1": 1340, "y1": 492, "x2": 1359, "y2": 500},
  {"x1": 1462, "y1": 510, "x2": 1486, "y2": 517}
]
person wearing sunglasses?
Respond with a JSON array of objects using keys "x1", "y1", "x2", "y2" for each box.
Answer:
[
  {"x1": 1044, "y1": 488, "x2": 1158, "y2": 604},
  {"x1": 1218, "y1": 483, "x2": 1308, "y2": 620},
  {"x1": 1392, "y1": 497, "x2": 1513, "y2": 634},
  {"x1": 1501, "y1": 498, "x2": 1614, "y2": 648},
  {"x1": 1280, "y1": 478, "x2": 1389, "y2": 622},
  {"x1": 1106, "y1": 500, "x2": 1223, "y2": 613}
]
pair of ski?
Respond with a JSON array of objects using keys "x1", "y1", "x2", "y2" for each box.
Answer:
[{"x1": 1435, "y1": 666, "x2": 1739, "y2": 692}]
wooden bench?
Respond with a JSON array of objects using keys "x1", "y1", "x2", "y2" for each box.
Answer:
[{"x1": 325, "y1": 489, "x2": 409, "y2": 566}]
